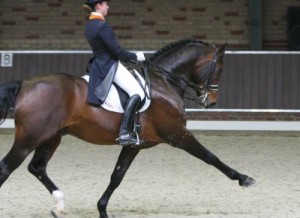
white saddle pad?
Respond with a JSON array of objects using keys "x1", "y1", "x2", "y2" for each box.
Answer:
[{"x1": 82, "y1": 71, "x2": 151, "y2": 113}]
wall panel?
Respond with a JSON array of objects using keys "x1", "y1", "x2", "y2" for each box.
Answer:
[{"x1": 0, "y1": 52, "x2": 299, "y2": 109}]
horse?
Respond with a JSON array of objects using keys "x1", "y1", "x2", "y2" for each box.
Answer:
[{"x1": 0, "y1": 39, "x2": 255, "y2": 218}]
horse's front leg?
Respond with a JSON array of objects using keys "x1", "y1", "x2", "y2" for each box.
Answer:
[
  {"x1": 169, "y1": 129, "x2": 255, "y2": 187},
  {"x1": 98, "y1": 147, "x2": 140, "y2": 218}
]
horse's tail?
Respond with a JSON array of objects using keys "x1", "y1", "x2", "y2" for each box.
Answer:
[{"x1": 0, "y1": 80, "x2": 22, "y2": 124}]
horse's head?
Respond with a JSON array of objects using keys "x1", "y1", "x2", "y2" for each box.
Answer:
[
  {"x1": 149, "y1": 39, "x2": 227, "y2": 108},
  {"x1": 191, "y1": 43, "x2": 227, "y2": 108}
]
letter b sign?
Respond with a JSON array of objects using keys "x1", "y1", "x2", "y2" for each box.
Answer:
[{"x1": 1, "y1": 53, "x2": 13, "y2": 67}]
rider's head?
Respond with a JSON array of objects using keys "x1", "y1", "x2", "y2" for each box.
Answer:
[{"x1": 83, "y1": 0, "x2": 110, "y2": 15}]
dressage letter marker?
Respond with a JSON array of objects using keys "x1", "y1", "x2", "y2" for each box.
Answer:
[{"x1": 1, "y1": 53, "x2": 13, "y2": 67}]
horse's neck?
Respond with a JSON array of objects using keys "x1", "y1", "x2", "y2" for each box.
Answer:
[
  {"x1": 153, "y1": 54, "x2": 186, "y2": 73},
  {"x1": 152, "y1": 46, "x2": 200, "y2": 87},
  {"x1": 151, "y1": 53, "x2": 196, "y2": 97},
  {"x1": 153, "y1": 46, "x2": 206, "y2": 74}
]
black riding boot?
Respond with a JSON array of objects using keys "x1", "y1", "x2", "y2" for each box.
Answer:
[{"x1": 118, "y1": 94, "x2": 141, "y2": 146}]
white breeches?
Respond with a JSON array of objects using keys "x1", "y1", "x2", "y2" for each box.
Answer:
[{"x1": 113, "y1": 62, "x2": 145, "y2": 100}]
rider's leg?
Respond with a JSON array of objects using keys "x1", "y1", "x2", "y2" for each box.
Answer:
[
  {"x1": 118, "y1": 94, "x2": 141, "y2": 146},
  {"x1": 113, "y1": 62, "x2": 145, "y2": 146}
]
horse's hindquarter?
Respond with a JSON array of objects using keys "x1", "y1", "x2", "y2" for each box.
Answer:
[
  {"x1": 14, "y1": 74, "x2": 78, "y2": 138},
  {"x1": 13, "y1": 74, "x2": 115, "y2": 144}
]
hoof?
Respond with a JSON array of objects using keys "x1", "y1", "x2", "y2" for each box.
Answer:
[
  {"x1": 51, "y1": 208, "x2": 64, "y2": 218},
  {"x1": 240, "y1": 176, "x2": 256, "y2": 187}
]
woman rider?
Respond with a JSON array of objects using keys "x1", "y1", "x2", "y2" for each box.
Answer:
[{"x1": 83, "y1": 0, "x2": 146, "y2": 146}]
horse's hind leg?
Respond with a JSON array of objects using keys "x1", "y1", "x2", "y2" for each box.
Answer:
[
  {"x1": 0, "y1": 140, "x2": 35, "y2": 187},
  {"x1": 98, "y1": 147, "x2": 140, "y2": 218},
  {"x1": 28, "y1": 134, "x2": 64, "y2": 217},
  {"x1": 170, "y1": 130, "x2": 255, "y2": 187}
]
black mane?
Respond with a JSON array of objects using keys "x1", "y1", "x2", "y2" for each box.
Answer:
[{"x1": 149, "y1": 38, "x2": 211, "y2": 61}]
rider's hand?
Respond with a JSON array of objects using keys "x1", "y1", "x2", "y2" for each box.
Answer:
[{"x1": 136, "y1": 52, "x2": 146, "y2": 61}]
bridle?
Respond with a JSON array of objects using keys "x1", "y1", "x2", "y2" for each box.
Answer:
[
  {"x1": 193, "y1": 49, "x2": 219, "y2": 107},
  {"x1": 145, "y1": 49, "x2": 219, "y2": 108}
]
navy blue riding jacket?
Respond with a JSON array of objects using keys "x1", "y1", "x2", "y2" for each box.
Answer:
[{"x1": 85, "y1": 14, "x2": 137, "y2": 105}]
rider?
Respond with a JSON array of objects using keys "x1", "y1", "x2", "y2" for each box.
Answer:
[{"x1": 83, "y1": 0, "x2": 146, "y2": 146}]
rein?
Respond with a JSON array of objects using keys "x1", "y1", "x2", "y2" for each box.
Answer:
[{"x1": 145, "y1": 50, "x2": 218, "y2": 107}]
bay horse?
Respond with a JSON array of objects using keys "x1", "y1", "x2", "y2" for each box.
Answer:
[{"x1": 0, "y1": 39, "x2": 255, "y2": 218}]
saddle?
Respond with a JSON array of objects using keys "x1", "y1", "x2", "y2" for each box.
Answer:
[{"x1": 82, "y1": 61, "x2": 151, "y2": 113}]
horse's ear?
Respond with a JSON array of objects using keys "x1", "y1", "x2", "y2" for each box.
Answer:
[{"x1": 217, "y1": 43, "x2": 227, "y2": 57}]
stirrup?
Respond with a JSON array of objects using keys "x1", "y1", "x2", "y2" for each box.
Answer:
[{"x1": 118, "y1": 133, "x2": 140, "y2": 147}]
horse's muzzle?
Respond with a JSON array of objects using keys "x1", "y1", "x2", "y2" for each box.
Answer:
[{"x1": 205, "y1": 90, "x2": 218, "y2": 108}]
